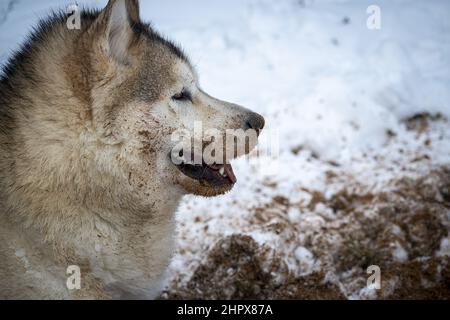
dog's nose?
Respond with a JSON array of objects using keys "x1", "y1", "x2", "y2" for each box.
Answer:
[{"x1": 244, "y1": 112, "x2": 265, "y2": 134}]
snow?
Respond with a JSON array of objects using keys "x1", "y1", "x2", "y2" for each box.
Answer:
[
  {"x1": 438, "y1": 236, "x2": 450, "y2": 257},
  {"x1": 294, "y1": 246, "x2": 315, "y2": 273},
  {"x1": 1, "y1": 0, "x2": 449, "y2": 299},
  {"x1": 392, "y1": 242, "x2": 408, "y2": 263}
]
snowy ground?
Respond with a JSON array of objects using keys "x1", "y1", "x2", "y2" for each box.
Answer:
[{"x1": 1, "y1": 0, "x2": 449, "y2": 299}]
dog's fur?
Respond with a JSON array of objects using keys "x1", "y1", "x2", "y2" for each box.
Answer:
[{"x1": 0, "y1": 0, "x2": 264, "y2": 299}]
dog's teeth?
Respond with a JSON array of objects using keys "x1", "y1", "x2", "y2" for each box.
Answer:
[{"x1": 219, "y1": 167, "x2": 225, "y2": 176}]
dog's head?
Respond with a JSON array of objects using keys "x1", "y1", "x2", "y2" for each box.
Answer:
[{"x1": 84, "y1": 0, "x2": 264, "y2": 198}]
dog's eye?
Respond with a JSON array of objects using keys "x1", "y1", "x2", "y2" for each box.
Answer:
[{"x1": 172, "y1": 89, "x2": 192, "y2": 102}]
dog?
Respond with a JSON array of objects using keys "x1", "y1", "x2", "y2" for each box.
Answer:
[{"x1": 0, "y1": 0, "x2": 264, "y2": 299}]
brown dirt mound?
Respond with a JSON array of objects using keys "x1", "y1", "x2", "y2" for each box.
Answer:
[
  {"x1": 165, "y1": 235, "x2": 345, "y2": 300},
  {"x1": 381, "y1": 257, "x2": 450, "y2": 299}
]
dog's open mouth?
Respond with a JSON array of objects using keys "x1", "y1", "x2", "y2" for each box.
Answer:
[{"x1": 175, "y1": 153, "x2": 237, "y2": 187}]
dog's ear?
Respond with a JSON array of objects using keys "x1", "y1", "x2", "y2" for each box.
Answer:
[
  {"x1": 126, "y1": 0, "x2": 141, "y2": 24},
  {"x1": 94, "y1": 0, "x2": 141, "y2": 64}
]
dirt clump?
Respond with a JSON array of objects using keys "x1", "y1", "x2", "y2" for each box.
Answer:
[{"x1": 165, "y1": 235, "x2": 345, "y2": 300}]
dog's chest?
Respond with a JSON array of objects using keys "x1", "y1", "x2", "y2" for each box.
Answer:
[{"x1": 81, "y1": 206, "x2": 178, "y2": 298}]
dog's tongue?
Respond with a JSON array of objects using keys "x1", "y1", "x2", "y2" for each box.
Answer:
[
  {"x1": 224, "y1": 164, "x2": 237, "y2": 184},
  {"x1": 206, "y1": 162, "x2": 237, "y2": 184}
]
